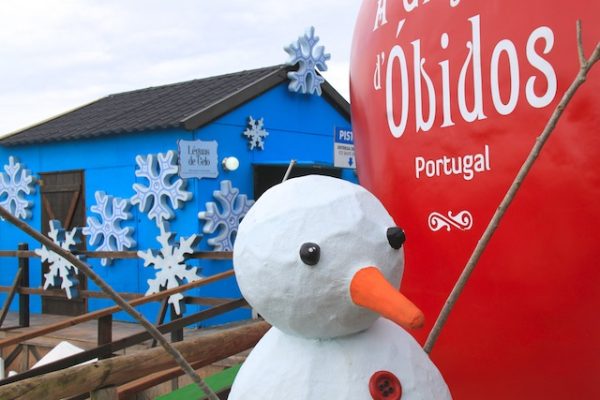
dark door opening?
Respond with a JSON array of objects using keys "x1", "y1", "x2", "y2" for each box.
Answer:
[
  {"x1": 253, "y1": 164, "x2": 342, "y2": 200},
  {"x1": 40, "y1": 170, "x2": 87, "y2": 316}
]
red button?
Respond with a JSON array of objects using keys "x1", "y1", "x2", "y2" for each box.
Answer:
[{"x1": 369, "y1": 370, "x2": 402, "y2": 400}]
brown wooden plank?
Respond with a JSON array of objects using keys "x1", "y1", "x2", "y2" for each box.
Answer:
[
  {"x1": 184, "y1": 296, "x2": 247, "y2": 307},
  {"x1": 118, "y1": 360, "x2": 234, "y2": 400},
  {"x1": 189, "y1": 251, "x2": 233, "y2": 260},
  {"x1": 78, "y1": 251, "x2": 139, "y2": 259},
  {"x1": 64, "y1": 190, "x2": 81, "y2": 230},
  {"x1": 0, "y1": 270, "x2": 234, "y2": 349},
  {"x1": 0, "y1": 251, "x2": 37, "y2": 257},
  {"x1": 66, "y1": 393, "x2": 92, "y2": 400},
  {"x1": 28, "y1": 346, "x2": 41, "y2": 362},
  {"x1": 0, "y1": 287, "x2": 243, "y2": 307},
  {"x1": 4, "y1": 344, "x2": 23, "y2": 369},
  {"x1": 0, "y1": 321, "x2": 269, "y2": 400},
  {"x1": 91, "y1": 386, "x2": 118, "y2": 400},
  {"x1": 40, "y1": 183, "x2": 82, "y2": 193},
  {"x1": 0, "y1": 326, "x2": 21, "y2": 331},
  {"x1": 0, "y1": 267, "x2": 23, "y2": 327},
  {"x1": 0, "y1": 285, "x2": 235, "y2": 303},
  {"x1": 0, "y1": 250, "x2": 232, "y2": 260},
  {"x1": 0, "y1": 287, "x2": 144, "y2": 301},
  {"x1": 41, "y1": 196, "x2": 56, "y2": 221}
]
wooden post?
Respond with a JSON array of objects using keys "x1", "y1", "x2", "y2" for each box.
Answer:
[
  {"x1": 97, "y1": 315, "x2": 112, "y2": 360},
  {"x1": 0, "y1": 243, "x2": 29, "y2": 328},
  {"x1": 90, "y1": 386, "x2": 117, "y2": 400},
  {"x1": 170, "y1": 305, "x2": 183, "y2": 343},
  {"x1": 151, "y1": 298, "x2": 169, "y2": 348},
  {"x1": 18, "y1": 243, "x2": 30, "y2": 328},
  {"x1": 21, "y1": 344, "x2": 29, "y2": 372},
  {"x1": 169, "y1": 305, "x2": 183, "y2": 391}
]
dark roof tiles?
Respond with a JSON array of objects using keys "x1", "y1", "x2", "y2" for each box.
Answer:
[{"x1": 1, "y1": 65, "x2": 332, "y2": 146}]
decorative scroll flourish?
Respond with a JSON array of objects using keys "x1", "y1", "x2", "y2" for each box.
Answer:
[{"x1": 428, "y1": 211, "x2": 473, "y2": 232}]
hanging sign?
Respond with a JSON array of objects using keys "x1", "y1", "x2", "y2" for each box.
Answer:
[
  {"x1": 177, "y1": 140, "x2": 218, "y2": 179},
  {"x1": 351, "y1": 0, "x2": 600, "y2": 399},
  {"x1": 333, "y1": 127, "x2": 356, "y2": 169}
]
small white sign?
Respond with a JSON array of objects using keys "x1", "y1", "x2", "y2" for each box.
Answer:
[
  {"x1": 333, "y1": 127, "x2": 356, "y2": 169},
  {"x1": 178, "y1": 140, "x2": 219, "y2": 179}
]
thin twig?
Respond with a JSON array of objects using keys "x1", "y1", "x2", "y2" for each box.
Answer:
[
  {"x1": 282, "y1": 159, "x2": 297, "y2": 182},
  {"x1": 424, "y1": 21, "x2": 600, "y2": 354},
  {"x1": 576, "y1": 21, "x2": 586, "y2": 66},
  {"x1": 0, "y1": 206, "x2": 220, "y2": 400}
]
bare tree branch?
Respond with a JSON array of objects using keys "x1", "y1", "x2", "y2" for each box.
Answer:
[
  {"x1": 424, "y1": 21, "x2": 600, "y2": 354},
  {"x1": 0, "y1": 206, "x2": 220, "y2": 400},
  {"x1": 577, "y1": 21, "x2": 586, "y2": 67}
]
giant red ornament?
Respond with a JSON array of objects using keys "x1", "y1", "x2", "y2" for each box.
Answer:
[{"x1": 350, "y1": 1, "x2": 600, "y2": 399}]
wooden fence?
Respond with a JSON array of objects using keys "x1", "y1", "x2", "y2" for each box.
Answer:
[{"x1": 0, "y1": 244, "x2": 258, "y2": 399}]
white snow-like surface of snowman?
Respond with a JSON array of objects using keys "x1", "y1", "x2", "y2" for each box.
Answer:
[{"x1": 229, "y1": 176, "x2": 451, "y2": 400}]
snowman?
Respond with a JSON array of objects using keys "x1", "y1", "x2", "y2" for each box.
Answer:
[{"x1": 229, "y1": 175, "x2": 451, "y2": 400}]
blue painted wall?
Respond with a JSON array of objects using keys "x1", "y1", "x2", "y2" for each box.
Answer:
[{"x1": 0, "y1": 82, "x2": 354, "y2": 326}]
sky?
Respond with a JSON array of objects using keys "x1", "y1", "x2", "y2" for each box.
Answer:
[{"x1": 0, "y1": 0, "x2": 363, "y2": 136}]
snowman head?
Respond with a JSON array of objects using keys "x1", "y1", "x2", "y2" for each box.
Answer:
[{"x1": 233, "y1": 175, "x2": 423, "y2": 339}]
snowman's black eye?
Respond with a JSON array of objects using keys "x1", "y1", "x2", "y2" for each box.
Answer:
[
  {"x1": 299, "y1": 242, "x2": 320, "y2": 266},
  {"x1": 387, "y1": 227, "x2": 406, "y2": 250}
]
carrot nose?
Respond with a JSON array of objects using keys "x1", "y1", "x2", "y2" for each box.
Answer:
[{"x1": 350, "y1": 266, "x2": 424, "y2": 330}]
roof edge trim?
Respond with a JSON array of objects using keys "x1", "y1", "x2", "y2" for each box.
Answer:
[
  {"x1": 181, "y1": 67, "x2": 351, "y2": 131},
  {"x1": 181, "y1": 67, "x2": 289, "y2": 130}
]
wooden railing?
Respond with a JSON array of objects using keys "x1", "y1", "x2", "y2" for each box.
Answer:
[
  {"x1": 0, "y1": 245, "x2": 258, "y2": 399},
  {"x1": 0, "y1": 243, "x2": 236, "y2": 330},
  {"x1": 0, "y1": 320, "x2": 270, "y2": 400}
]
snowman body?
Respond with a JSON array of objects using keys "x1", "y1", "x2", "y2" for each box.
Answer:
[{"x1": 228, "y1": 318, "x2": 451, "y2": 400}]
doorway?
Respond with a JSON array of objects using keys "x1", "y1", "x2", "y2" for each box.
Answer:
[
  {"x1": 40, "y1": 170, "x2": 87, "y2": 316},
  {"x1": 253, "y1": 164, "x2": 342, "y2": 199}
]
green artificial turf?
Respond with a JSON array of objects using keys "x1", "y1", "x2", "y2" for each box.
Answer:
[{"x1": 156, "y1": 364, "x2": 241, "y2": 400}]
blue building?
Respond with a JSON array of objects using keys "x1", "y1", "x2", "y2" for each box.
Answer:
[{"x1": 0, "y1": 65, "x2": 354, "y2": 325}]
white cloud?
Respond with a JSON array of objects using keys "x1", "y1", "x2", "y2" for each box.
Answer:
[
  {"x1": 0, "y1": 0, "x2": 361, "y2": 135},
  {"x1": 322, "y1": 61, "x2": 351, "y2": 100}
]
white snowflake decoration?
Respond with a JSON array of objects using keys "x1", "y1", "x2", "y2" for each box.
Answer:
[
  {"x1": 243, "y1": 116, "x2": 269, "y2": 150},
  {"x1": 83, "y1": 191, "x2": 136, "y2": 266},
  {"x1": 284, "y1": 26, "x2": 331, "y2": 96},
  {"x1": 0, "y1": 156, "x2": 36, "y2": 219},
  {"x1": 138, "y1": 222, "x2": 200, "y2": 315},
  {"x1": 198, "y1": 180, "x2": 254, "y2": 252},
  {"x1": 35, "y1": 220, "x2": 83, "y2": 300},
  {"x1": 131, "y1": 150, "x2": 192, "y2": 226}
]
